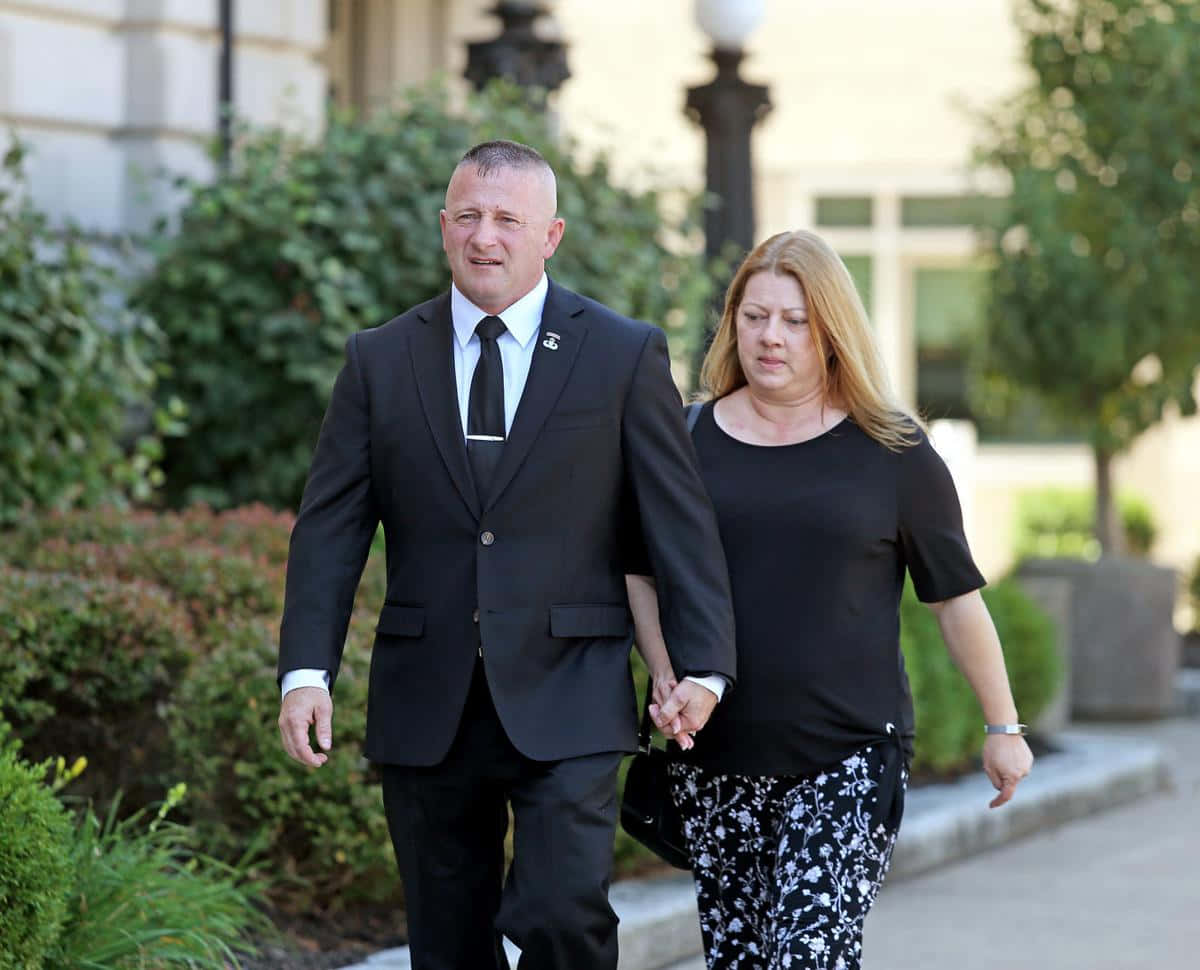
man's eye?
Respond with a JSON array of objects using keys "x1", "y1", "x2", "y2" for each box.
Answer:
[
  {"x1": 456, "y1": 213, "x2": 480, "y2": 225},
  {"x1": 500, "y1": 216, "x2": 520, "y2": 226}
]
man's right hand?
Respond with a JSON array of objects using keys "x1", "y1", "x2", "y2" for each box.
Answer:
[{"x1": 279, "y1": 686, "x2": 334, "y2": 767}]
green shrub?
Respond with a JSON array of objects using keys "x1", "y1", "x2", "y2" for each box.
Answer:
[
  {"x1": 1014, "y1": 487, "x2": 1158, "y2": 561},
  {"x1": 49, "y1": 784, "x2": 267, "y2": 970},
  {"x1": 902, "y1": 578, "x2": 1060, "y2": 774},
  {"x1": 134, "y1": 81, "x2": 710, "y2": 510},
  {"x1": 2, "y1": 503, "x2": 295, "y2": 565},
  {"x1": 984, "y1": 579, "x2": 1061, "y2": 727},
  {"x1": 0, "y1": 505, "x2": 390, "y2": 908},
  {"x1": 0, "y1": 741, "x2": 74, "y2": 970},
  {"x1": 22, "y1": 538, "x2": 280, "y2": 634},
  {"x1": 0, "y1": 568, "x2": 195, "y2": 809},
  {"x1": 1189, "y1": 555, "x2": 1200, "y2": 635},
  {"x1": 0, "y1": 140, "x2": 179, "y2": 526},
  {"x1": 170, "y1": 617, "x2": 397, "y2": 911}
]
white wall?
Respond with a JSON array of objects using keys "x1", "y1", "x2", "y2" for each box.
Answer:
[{"x1": 0, "y1": 0, "x2": 329, "y2": 235}]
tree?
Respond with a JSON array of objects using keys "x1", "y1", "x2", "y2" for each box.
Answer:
[
  {"x1": 134, "y1": 82, "x2": 711, "y2": 511},
  {"x1": 975, "y1": 0, "x2": 1200, "y2": 554}
]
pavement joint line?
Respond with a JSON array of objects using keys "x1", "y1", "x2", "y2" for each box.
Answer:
[{"x1": 335, "y1": 727, "x2": 1168, "y2": 970}]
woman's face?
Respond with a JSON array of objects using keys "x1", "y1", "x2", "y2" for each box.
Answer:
[{"x1": 734, "y1": 270, "x2": 821, "y2": 399}]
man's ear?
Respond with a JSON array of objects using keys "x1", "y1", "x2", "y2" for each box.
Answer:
[{"x1": 543, "y1": 217, "x2": 566, "y2": 259}]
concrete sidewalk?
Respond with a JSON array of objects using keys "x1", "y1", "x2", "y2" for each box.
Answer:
[{"x1": 341, "y1": 720, "x2": 1172, "y2": 970}]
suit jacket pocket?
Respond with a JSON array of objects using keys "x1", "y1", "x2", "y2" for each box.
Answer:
[
  {"x1": 376, "y1": 604, "x2": 425, "y2": 637},
  {"x1": 543, "y1": 408, "x2": 610, "y2": 431},
  {"x1": 549, "y1": 604, "x2": 630, "y2": 638}
]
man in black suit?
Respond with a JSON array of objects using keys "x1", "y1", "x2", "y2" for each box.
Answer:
[{"x1": 277, "y1": 140, "x2": 735, "y2": 970}]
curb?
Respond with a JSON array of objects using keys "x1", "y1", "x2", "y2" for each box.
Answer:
[{"x1": 340, "y1": 729, "x2": 1167, "y2": 970}]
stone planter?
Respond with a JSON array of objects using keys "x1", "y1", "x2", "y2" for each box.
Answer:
[{"x1": 1016, "y1": 557, "x2": 1180, "y2": 720}]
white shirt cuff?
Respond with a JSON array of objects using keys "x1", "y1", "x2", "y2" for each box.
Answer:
[
  {"x1": 684, "y1": 673, "x2": 727, "y2": 702},
  {"x1": 281, "y1": 668, "x2": 330, "y2": 699}
]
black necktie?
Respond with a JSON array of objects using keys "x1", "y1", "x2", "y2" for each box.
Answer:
[{"x1": 467, "y1": 315, "x2": 507, "y2": 499}]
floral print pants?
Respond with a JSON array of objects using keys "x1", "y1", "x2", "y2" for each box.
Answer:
[{"x1": 668, "y1": 744, "x2": 907, "y2": 970}]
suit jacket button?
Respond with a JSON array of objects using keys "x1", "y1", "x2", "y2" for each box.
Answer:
[
  {"x1": 480, "y1": 530, "x2": 495, "y2": 546},
  {"x1": 472, "y1": 609, "x2": 480, "y2": 623}
]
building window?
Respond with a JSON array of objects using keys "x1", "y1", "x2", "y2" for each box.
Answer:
[
  {"x1": 901, "y1": 195, "x2": 1008, "y2": 228},
  {"x1": 914, "y1": 266, "x2": 987, "y2": 421},
  {"x1": 815, "y1": 196, "x2": 873, "y2": 228},
  {"x1": 839, "y1": 254, "x2": 873, "y2": 317}
]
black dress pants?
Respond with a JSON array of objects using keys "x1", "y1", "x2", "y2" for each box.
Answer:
[{"x1": 379, "y1": 660, "x2": 623, "y2": 970}]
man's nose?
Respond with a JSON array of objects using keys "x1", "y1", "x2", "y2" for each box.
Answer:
[{"x1": 471, "y1": 214, "x2": 503, "y2": 244}]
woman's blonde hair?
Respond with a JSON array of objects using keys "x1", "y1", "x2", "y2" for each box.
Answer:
[{"x1": 698, "y1": 229, "x2": 922, "y2": 451}]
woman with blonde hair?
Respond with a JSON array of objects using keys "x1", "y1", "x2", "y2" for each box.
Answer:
[{"x1": 627, "y1": 230, "x2": 1032, "y2": 970}]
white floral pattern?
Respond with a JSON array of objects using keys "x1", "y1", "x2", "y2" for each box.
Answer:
[{"x1": 668, "y1": 745, "x2": 907, "y2": 970}]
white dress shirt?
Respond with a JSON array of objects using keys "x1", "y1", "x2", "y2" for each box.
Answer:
[{"x1": 282, "y1": 275, "x2": 724, "y2": 703}]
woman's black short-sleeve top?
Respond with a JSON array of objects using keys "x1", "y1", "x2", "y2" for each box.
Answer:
[{"x1": 674, "y1": 402, "x2": 985, "y2": 777}]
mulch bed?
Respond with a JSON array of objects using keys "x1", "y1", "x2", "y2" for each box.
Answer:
[{"x1": 234, "y1": 906, "x2": 406, "y2": 970}]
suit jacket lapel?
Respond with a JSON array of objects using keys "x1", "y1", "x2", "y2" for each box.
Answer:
[
  {"x1": 484, "y1": 282, "x2": 587, "y2": 512},
  {"x1": 410, "y1": 293, "x2": 481, "y2": 520}
]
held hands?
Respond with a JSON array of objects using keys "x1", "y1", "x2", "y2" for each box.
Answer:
[
  {"x1": 648, "y1": 668, "x2": 691, "y2": 751},
  {"x1": 278, "y1": 686, "x2": 334, "y2": 768},
  {"x1": 650, "y1": 675, "x2": 718, "y2": 752},
  {"x1": 983, "y1": 734, "x2": 1034, "y2": 808}
]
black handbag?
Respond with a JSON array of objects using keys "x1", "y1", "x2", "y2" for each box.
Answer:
[{"x1": 619, "y1": 685, "x2": 692, "y2": 870}]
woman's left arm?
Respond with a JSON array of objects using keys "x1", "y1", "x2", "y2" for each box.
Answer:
[{"x1": 928, "y1": 589, "x2": 1034, "y2": 808}]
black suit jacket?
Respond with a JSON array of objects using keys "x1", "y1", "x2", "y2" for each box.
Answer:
[{"x1": 278, "y1": 281, "x2": 735, "y2": 765}]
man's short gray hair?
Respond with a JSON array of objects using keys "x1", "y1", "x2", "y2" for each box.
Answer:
[{"x1": 458, "y1": 140, "x2": 552, "y2": 178}]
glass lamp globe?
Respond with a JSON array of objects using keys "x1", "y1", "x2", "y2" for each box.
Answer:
[{"x1": 695, "y1": 0, "x2": 766, "y2": 50}]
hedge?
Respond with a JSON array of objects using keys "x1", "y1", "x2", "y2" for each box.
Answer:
[
  {"x1": 0, "y1": 739, "x2": 73, "y2": 970},
  {"x1": 1015, "y1": 486, "x2": 1158, "y2": 561},
  {"x1": 902, "y1": 578, "x2": 1060, "y2": 774},
  {"x1": 0, "y1": 506, "x2": 390, "y2": 913}
]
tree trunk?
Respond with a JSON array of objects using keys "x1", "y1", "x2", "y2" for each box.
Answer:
[{"x1": 1094, "y1": 445, "x2": 1125, "y2": 557}]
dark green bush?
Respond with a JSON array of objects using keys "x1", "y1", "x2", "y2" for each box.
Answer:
[
  {"x1": 0, "y1": 140, "x2": 178, "y2": 526},
  {"x1": 0, "y1": 506, "x2": 389, "y2": 909},
  {"x1": 0, "y1": 740, "x2": 74, "y2": 970},
  {"x1": 902, "y1": 578, "x2": 1060, "y2": 774},
  {"x1": 1015, "y1": 487, "x2": 1158, "y2": 560},
  {"x1": 134, "y1": 82, "x2": 710, "y2": 510},
  {"x1": 170, "y1": 617, "x2": 397, "y2": 911},
  {"x1": 0, "y1": 568, "x2": 195, "y2": 808}
]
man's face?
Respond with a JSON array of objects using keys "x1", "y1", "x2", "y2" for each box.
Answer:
[{"x1": 440, "y1": 164, "x2": 566, "y2": 314}]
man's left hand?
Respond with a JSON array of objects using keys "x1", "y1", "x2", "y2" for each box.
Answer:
[{"x1": 650, "y1": 679, "x2": 718, "y2": 744}]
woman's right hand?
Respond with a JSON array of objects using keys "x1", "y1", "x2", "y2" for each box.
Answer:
[{"x1": 649, "y1": 667, "x2": 695, "y2": 750}]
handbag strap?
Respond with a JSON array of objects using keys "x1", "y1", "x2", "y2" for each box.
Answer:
[{"x1": 637, "y1": 400, "x2": 706, "y2": 752}]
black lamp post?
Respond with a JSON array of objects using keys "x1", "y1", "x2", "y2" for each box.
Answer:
[
  {"x1": 217, "y1": 0, "x2": 234, "y2": 169},
  {"x1": 686, "y1": 0, "x2": 771, "y2": 371},
  {"x1": 464, "y1": 2, "x2": 570, "y2": 103}
]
